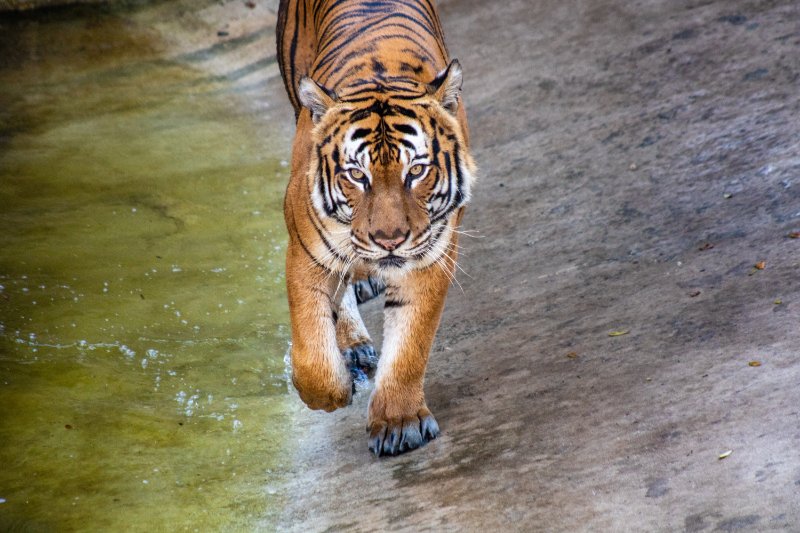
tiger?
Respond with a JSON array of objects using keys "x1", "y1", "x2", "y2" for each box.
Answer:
[{"x1": 276, "y1": 0, "x2": 476, "y2": 456}]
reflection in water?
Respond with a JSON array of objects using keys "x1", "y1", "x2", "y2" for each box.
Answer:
[{"x1": 0, "y1": 2, "x2": 294, "y2": 530}]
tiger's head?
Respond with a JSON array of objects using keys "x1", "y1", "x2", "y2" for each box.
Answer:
[{"x1": 298, "y1": 60, "x2": 476, "y2": 274}]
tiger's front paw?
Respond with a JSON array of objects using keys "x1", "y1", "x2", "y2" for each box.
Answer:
[
  {"x1": 343, "y1": 343, "x2": 378, "y2": 373},
  {"x1": 343, "y1": 343, "x2": 378, "y2": 392},
  {"x1": 353, "y1": 276, "x2": 386, "y2": 304},
  {"x1": 291, "y1": 361, "x2": 351, "y2": 412},
  {"x1": 367, "y1": 405, "x2": 439, "y2": 457}
]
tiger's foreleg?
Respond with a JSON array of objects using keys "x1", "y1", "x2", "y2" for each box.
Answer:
[
  {"x1": 336, "y1": 283, "x2": 378, "y2": 381},
  {"x1": 285, "y1": 237, "x2": 352, "y2": 412},
  {"x1": 367, "y1": 242, "x2": 458, "y2": 456}
]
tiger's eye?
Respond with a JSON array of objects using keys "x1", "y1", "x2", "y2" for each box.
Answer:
[
  {"x1": 349, "y1": 168, "x2": 365, "y2": 181},
  {"x1": 409, "y1": 164, "x2": 424, "y2": 176}
]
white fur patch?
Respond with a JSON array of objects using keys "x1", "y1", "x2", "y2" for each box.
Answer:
[
  {"x1": 375, "y1": 303, "x2": 412, "y2": 388},
  {"x1": 399, "y1": 125, "x2": 429, "y2": 188},
  {"x1": 339, "y1": 283, "x2": 370, "y2": 341},
  {"x1": 343, "y1": 126, "x2": 373, "y2": 189}
]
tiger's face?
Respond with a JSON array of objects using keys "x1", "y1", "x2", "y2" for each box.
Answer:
[{"x1": 299, "y1": 61, "x2": 476, "y2": 274}]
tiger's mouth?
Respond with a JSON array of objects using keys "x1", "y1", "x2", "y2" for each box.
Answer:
[
  {"x1": 349, "y1": 223, "x2": 448, "y2": 271},
  {"x1": 377, "y1": 254, "x2": 406, "y2": 269},
  {"x1": 347, "y1": 223, "x2": 448, "y2": 271}
]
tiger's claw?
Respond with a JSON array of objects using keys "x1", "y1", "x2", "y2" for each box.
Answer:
[{"x1": 367, "y1": 411, "x2": 439, "y2": 457}]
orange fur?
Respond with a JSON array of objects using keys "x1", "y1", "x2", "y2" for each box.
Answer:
[{"x1": 277, "y1": 0, "x2": 475, "y2": 455}]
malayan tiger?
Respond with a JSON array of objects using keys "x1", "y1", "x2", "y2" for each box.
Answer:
[{"x1": 276, "y1": 0, "x2": 476, "y2": 456}]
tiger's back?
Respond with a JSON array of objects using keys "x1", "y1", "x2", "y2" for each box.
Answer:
[{"x1": 278, "y1": 0, "x2": 455, "y2": 110}]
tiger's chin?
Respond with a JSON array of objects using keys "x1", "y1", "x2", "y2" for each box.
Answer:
[
  {"x1": 354, "y1": 253, "x2": 417, "y2": 277},
  {"x1": 377, "y1": 255, "x2": 407, "y2": 269}
]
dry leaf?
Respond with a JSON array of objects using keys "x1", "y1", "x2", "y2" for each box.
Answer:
[
  {"x1": 718, "y1": 450, "x2": 732, "y2": 460},
  {"x1": 566, "y1": 351, "x2": 579, "y2": 359},
  {"x1": 608, "y1": 330, "x2": 630, "y2": 337},
  {"x1": 788, "y1": 232, "x2": 800, "y2": 239},
  {"x1": 698, "y1": 242, "x2": 714, "y2": 251},
  {"x1": 748, "y1": 361, "x2": 761, "y2": 367},
  {"x1": 754, "y1": 261, "x2": 766, "y2": 270},
  {"x1": 774, "y1": 299, "x2": 782, "y2": 305}
]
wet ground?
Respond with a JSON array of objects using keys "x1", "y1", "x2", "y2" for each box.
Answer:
[
  {"x1": 2, "y1": 0, "x2": 799, "y2": 531},
  {"x1": 0, "y1": 2, "x2": 295, "y2": 530}
]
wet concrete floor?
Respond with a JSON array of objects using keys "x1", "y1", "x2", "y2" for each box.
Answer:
[
  {"x1": 272, "y1": 0, "x2": 800, "y2": 531},
  {"x1": 2, "y1": 0, "x2": 799, "y2": 531}
]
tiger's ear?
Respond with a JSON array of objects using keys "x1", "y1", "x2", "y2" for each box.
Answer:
[
  {"x1": 428, "y1": 59, "x2": 463, "y2": 114},
  {"x1": 298, "y1": 77, "x2": 337, "y2": 123}
]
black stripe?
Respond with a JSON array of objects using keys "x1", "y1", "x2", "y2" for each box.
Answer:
[
  {"x1": 287, "y1": 0, "x2": 301, "y2": 114},
  {"x1": 318, "y1": 147, "x2": 336, "y2": 216},
  {"x1": 393, "y1": 123, "x2": 418, "y2": 135},
  {"x1": 398, "y1": 138, "x2": 416, "y2": 150},
  {"x1": 391, "y1": 105, "x2": 418, "y2": 119},
  {"x1": 295, "y1": 231, "x2": 329, "y2": 272},
  {"x1": 373, "y1": 11, "x2": 440, "y2": 45},
  {"x1": 306, "y1": 204, "x2": 350, "y2": 262},
  {"x1": 371, "y1": 58, "x2": 387, "y2": 77},
  {"x1": 452, "y1": 141, "x2": 465, "y2": 204}
]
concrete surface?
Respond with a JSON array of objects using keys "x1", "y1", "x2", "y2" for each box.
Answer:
[{"x1": 270, "y1": 0, "x2": 800, "y2": 531}]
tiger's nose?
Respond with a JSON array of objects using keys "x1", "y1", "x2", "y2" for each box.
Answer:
[{"x1": 370, "y1": 229, "x2": 408, "y2": 251}]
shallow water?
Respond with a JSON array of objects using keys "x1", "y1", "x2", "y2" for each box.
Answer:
[{"x1": 0, "y1": 3, "x2": 294, "y2": 530}]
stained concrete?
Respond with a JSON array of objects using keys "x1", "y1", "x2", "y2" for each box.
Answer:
[{"x1": 270, "y1": 0, "x2": 800, "y2": 531}]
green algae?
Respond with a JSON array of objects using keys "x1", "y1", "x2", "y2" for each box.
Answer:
[{"x1": 0, "y1": 3, "x2": 293, "y2": 531}]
